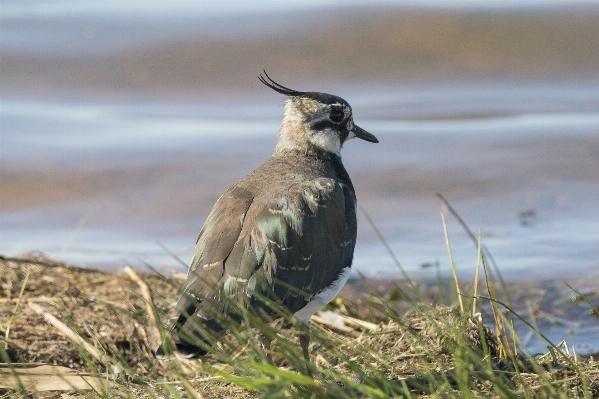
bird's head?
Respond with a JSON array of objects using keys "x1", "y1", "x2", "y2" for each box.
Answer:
[{"x1": 259, "y1": 72, "x2": 378, "y2": 156}]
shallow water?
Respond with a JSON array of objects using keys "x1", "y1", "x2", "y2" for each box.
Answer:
[{"x1": 3, "y1": 88, "x2": 598, "y2": 281}]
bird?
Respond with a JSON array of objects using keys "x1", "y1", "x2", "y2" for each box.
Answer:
[{"x1": 155, "y1": 72, "x2": 378, "y2": 368}]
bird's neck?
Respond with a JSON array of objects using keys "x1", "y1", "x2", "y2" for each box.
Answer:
[
  {"x1": 270, "y1": 147, "x2": 354, "y2": 193},
  {"x1": 273, "y1": 131, "x2": 314, "y2": 156},
  {"x1": 273, "y1": 104, "x2": 314, "y2": 155},
  {"x1": 273, "y1": 147, "x2": 339, "y2": 163},
  {"x1": 274, "y1": 119, "x2": 344, "y2": 157}
]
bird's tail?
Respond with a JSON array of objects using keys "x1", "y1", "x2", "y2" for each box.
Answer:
[{"x1": 155, "y1": 339, "x2": 208, "y2": 362}]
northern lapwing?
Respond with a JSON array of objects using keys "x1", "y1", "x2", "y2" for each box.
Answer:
[{"x1": 156, "y1": 72, "x2": 378, "y2": 368}]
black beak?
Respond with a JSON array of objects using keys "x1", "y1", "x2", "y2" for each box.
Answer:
[{"x1": 352, "y1": 125, "x2": 378, "y2": 143}]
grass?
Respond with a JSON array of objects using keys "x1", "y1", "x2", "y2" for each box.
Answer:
[{"x1": 1, "y1": 211, "x2": 598, "y2": 397}]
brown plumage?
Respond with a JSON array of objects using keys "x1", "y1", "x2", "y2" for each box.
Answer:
[{"x1": 156, "y1": 72, "x2": 378, "y2": 364}]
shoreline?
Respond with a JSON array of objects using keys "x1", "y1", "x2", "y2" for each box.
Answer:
[
  {"x1": 1, "y1": 253, "x2": 597, "y2": 396},
  {"x1": 2, "y1": 252, "x2": 598, "y2": 357}
]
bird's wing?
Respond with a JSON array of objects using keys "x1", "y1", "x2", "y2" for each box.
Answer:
[
  {"x1": 170, "y1": 176, "x2": 356, "y2": 337},
  {"x1": 168, "y1": 184, "x2": 254, "y2": 332},
  {"x1": 223, "y1": 177, "x2": 357, "y2": 316}
]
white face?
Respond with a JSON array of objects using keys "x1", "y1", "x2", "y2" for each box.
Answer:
[
  {"x1": 305, "y1": 101, "x2": 352, "y2": 155},
  {"x1": 276, "y1": 98, "x2": 354, "y2": 155},
  {"x1": 345, "y1": 118, "x2": 356, "y2": 141},
  {"x1": 307, "y1": 127, "x2": 343, "y2": 154}
]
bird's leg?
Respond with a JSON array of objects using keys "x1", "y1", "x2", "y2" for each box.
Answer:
[{"x1": 299, "y1": 323, "x2": 313, "y2": 377}]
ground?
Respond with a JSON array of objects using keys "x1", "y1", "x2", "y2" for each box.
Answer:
[{"x1": 1, "y1": 253, "x2": 598, "y2": 398}]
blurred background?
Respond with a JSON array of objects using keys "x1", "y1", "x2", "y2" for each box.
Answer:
[{"x1": 2, "y1": 0, "x2": 599, "y2": 281}]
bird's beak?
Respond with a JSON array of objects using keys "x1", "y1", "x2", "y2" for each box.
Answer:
[{"x1": 352, "y1": 125, "x2": 378, "y2": 143}]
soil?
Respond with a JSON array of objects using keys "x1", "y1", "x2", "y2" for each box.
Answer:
[{"x1": 1, "y1": 253, "x2": 598, "y2": 398}]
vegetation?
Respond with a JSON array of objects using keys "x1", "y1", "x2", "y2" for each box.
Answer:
[{"x1": 1, "y1": 213, "x2": 598, "y2": 398}]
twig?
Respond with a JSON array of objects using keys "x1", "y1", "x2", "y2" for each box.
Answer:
[
  {"x1": 123, "y1": 266, "x2": 161, "y2": 346},
  {"x1": 315, "y1": 312, "x2": 378, "y2": 331},
  {"x1": 0, "y1": 363, "x2": 107, "y2": 391},
  {"x1": 27, "y1": 302, "x2": 121, "y2": 374},
  {"x1": 0, "y1": 296, "x2": 60, "y2": 304},
  {"x1": 134, "y1": 322, "x2": 152, "y2": 352},
  {"x1": 157, "y1": 376, "x2": 224, "y2": 384},
  {"x1": 335, "y1": 314, "x2": 378, "y2": 331},
  {"x1": 311, "y1": 314, "x2": 359, "y2": 337}
]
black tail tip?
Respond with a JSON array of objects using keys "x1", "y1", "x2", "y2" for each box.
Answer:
[
  {"x1": 155, "y1": 342, "x2": 206, "y2": 362},
  {"x1": 174, "y1": 343, "x2": 206, "y2": 362},
  {"x1": 155, "y1": 345, "x2": 169, "y2": 360}
]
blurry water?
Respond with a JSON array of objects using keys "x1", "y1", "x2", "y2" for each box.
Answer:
[{"x1": 3, "y1": 86, "x2": 599, "y2": 281}]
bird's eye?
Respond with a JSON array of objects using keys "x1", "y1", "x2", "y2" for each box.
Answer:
[{"x1": 329, "y1": 109, "x2": 344, "y2": 123}]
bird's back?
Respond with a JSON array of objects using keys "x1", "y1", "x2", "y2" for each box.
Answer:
[{"x1": 165, "y1": 150, "x2": 357, "y2": 353}]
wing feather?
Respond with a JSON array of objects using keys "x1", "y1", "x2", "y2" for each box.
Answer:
[
  {"x1": 169, "y1": 185, "x2": 253, "y2": 335},
  {"x1": 169, "y1": 175, "x2": 357, "y2": 338},
  {"x1": 242, "y1": 177, "x2": 356, "y2": 315}
]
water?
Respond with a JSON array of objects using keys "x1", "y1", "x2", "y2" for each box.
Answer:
[{"x1": 3, "y1": 88, "x2": 598, "y2": 280}]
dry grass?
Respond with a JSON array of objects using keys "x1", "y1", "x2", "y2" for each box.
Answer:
[{"x1": 1, "y1": 253, "x2": 598, "y2": 398}]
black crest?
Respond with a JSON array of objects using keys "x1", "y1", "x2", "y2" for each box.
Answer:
[
  {"x1": 258, "y1": 70, "x2": 349, "y2": 107},
  {"x1": 258, "y1": 70, "x2": 306, "y2": 97}
]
